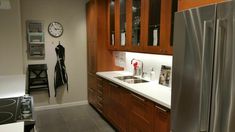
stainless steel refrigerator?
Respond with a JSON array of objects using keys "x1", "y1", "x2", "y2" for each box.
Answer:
[{"x1": 172, "y1": 0, "x2": 235, "y2": 132}]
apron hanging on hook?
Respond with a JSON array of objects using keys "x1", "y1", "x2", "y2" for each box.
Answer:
[{"x1": 54, "y1": 41, "x2": 68, "y2": 97}]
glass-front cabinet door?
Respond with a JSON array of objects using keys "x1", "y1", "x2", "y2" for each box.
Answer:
[
  {"x1": 108, "y1": 0, "x2": 117, "y2": 49},
  {"x1": 118, "y1": 0, "x2": 129, "y2": 50},
  {"x1": 131, "y1": 0, "x2": 144, "y2": 51},
  {"x1": 147, "y1": 0, "x2": 161, "y2": 47},
  {"x1": 144, "y1": 0, "x2": 162, "y2": 53},
  {"x1": 144, "y1": 0, "x2": 176, "y2": 54}
]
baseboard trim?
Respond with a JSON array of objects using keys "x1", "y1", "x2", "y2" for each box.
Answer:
[{"x1": 34, "y1": 100, "x2": 88, "y2": 111}]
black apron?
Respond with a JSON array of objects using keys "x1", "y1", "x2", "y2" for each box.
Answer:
[{"x1": 54, "y1": 44, "x2": 68, "y2": 96}]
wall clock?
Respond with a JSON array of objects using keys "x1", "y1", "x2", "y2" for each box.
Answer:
[{"x1": 48, "y1": 22, "x2": 63, "y2": 38}]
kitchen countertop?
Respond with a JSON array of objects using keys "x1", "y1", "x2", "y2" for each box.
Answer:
[
  {"x1": 96, "y1": 71, "x2": 171, "y2": 109},
  {"x1": 0, "y1": 122, "x2": 24, "y2": 132},
  {"x1": 0, "y1": 75, "x2": 26, "y2": 131},
  {"x1": 0, "y1": 74, "x2": 26, "y2": 98}
]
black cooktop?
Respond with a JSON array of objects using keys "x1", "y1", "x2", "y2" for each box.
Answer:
[{"x1": 0, "y1": 97, "x2": 19, "y2": 125}]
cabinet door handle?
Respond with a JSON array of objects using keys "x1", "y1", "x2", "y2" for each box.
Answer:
[
  {"x1": 89, "y1": 88, "x2": 94, "y2": 92},
  {"x1": 109, "y1": 82, "x2": 119, "y2": 88},
  {"x1": 155, "y1": 105, "x2": 168, "y2": 112},
  {"x1": 88, "y1": 73, "x2": 96, "y2": 77},
  {"x1": 97, "y1": 77, "x2": 102, "y2": 81},
  {"x1": 97, "y1": 89, "x2": 103, "y2": 94},
  {"x1": 97, "y1": 84, "x2": 102, "y2": 88},
  {"x1": 88, "y1": 72, "x2": 93, "y2": 76},
  {"x1": 131, "y1": 93, "x2": 145, "y2": 102}
]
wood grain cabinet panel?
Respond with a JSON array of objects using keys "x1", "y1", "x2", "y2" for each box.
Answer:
[
  {"x1": 103, "y1": 81, "x2": 129, "y2": 131},
  {"x1": 129, "y1": 93, "x2": 154, "y2": 132},
  {"x1": 154, "y1": 105, "x2": 170, "y2": 132},
  {"x1": 100, "y1": 78, "x2": 171, "y2": 132},
  {"x1": 86, "y1": 0, "x2": 123, "y2": 110},
  {"x1": 178, "y1": 0, "x2": 226, "y2": 11},
  {"x1": 107, "y1": 0, "x2": 177, "y2": 55}
]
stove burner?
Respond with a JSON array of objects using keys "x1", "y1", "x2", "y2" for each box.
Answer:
[
  {"x1": 0, "y1": 99, "x2": 16, "y2": 108},
  {"x1": 0, "y1": 112, "x2": 13, "y2": 124}
]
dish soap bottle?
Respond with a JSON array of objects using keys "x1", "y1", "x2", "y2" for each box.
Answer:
[{"x1": 150, "y1": 68, "x2": 156, "y2": 81}]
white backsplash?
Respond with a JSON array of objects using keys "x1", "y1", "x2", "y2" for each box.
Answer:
[
  {"x1": 113, "y1": 51, "x2": 126, "y2": 67},
  {"x1": 114, "y1": 51, "x2": 173, "y2": 87}
]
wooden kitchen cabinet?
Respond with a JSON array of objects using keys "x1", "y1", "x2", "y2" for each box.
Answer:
[
  {"x1": 88, "y1": 75, "x2": 104, "y2": 113},
  {"x1": 103, "y1": 80, "x2": 129, "y2": 131},
  {"x1": 107, "y1": 0, "x2": 177, "y2": 55},
  {"x1": 87, "y1": 73, "x2": 96, "y2": 106},
  {"x1": 108, "y1": 0, "x2": 145, "y2": 52},
  {"x1": 96, "y1": 77, "x2": 104, "y2": 113},
  {"x1": 108, "y1": 0, "x2": 118, "y2": 50},
  {"x1": 143, "y1": 0, "x2": 177, "y2": 55},
  {"x1": 101, "y1": 78, "x2": 171, "y2": 132},
  {"x1": 154, "y1": 104, "x2": 170, "y2": 132},
  {"x1": 178, "y1": 0, "x2": 226, "y2": 11},
  {"x1": 129, "y1": 92, "x2": 154, "y2": 132},
  {"x1": 86, "y1": 0, "x2": 123, "y2": 110}
]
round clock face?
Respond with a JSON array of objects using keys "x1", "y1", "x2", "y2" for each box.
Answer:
[{"x1": 48, "y1": 22, "x2": 63, "y2": 37}]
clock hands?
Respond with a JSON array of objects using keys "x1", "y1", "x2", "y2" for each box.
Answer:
[{"x1": 48, "y1": 22, "x2": 63, "y2": 37}]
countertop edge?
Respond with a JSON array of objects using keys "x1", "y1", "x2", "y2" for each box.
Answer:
[{"x1": 96, "y1": 72, "x2": 171, "y2": 109}]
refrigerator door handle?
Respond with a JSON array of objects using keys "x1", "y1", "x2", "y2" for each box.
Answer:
[
  {"x1": 210, "y1": 18, "x2": 228, "y2": 132},
  {"x1": 199, "y1": 20, "x2": 214, "y2": 132},
  {"x1": 210, "y1": 19, "x2": 221, "y2": 132}
]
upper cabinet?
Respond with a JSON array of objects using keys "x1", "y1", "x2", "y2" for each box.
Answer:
[
  {"x1": 107, "y1": 0, "x2": 177, "y2": 55},
  {"x1": 178, "y1": 0, "x2": 226, "y2": 11},
  {"x1": 143, "y1": 0, "x2": 166, "y2": 54}
]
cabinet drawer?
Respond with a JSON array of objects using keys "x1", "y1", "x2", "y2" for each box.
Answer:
[
  {"x1": 154, "y1": 104, "x2": 170, "y2": 132},
  {"x1": 88, "y1": 88, "x2": 96, "y2": 106},
  {"x1": 130, "y1": 93, "x2": 154, "y2": 120},
  {"x1": 88, "y1": 73, "x2": 96, "y2": 90},
  {"x1": 129, "y1": 92, "x2": 154, "y2": 131},
  {"x1": 109, "y1": 82, "x2": 129, "y2": 106},
  {"x1": 96, "y1": 77, "x2": 103, "y2": 85},
  {"x1": 97, "y1": 95, "x2": 103, "y2": 103}
]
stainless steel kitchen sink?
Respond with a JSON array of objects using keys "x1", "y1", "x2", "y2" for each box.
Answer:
[
  {"x1": 115, "y1": 76, "x2": 149, "y2": 84},
  {"x1": 115, "y1": 76, "x2": 139, "y2": 80}
]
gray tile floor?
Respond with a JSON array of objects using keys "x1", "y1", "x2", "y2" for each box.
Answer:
[{"x1": 35, "y1": 105, "x2": 115, "y2": 132}]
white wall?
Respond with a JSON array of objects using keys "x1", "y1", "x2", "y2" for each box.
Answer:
[
  {"x1": 0, "y1": 0, "x2": 23, "y2": 75},
  {"x1": 20, "y1": 0, "x2": 87, "y2": 106}
]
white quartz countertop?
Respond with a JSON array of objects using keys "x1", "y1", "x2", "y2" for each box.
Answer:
[
  {"x1": 0, "y1": 122, "x2": 24, "y2": 132},
  {"x1": 96, "y1": 71, "x2": 171, "y2": 109},
  {"x1": 0, "y1": 75, "x2": 26, "y2": 98}
]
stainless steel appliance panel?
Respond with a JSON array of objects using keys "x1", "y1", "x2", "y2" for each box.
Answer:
[
  {"x1": 210, "y1": 1, "x2": 235, "y2": 132},
  {"x1": 172, "y1": 5, "x2": 216, "y2": 132}
]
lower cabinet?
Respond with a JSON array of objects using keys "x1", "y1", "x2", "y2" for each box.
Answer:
[
  {"x1": 103, "y1": 80, "x2": 129, "y2": 131},
  {"x1": 129, "y1": 93, "x2": 154, "y2": 132},
  {"x1": 154, "y1": 105, "x2": 170, "y2": 132},
  {"x1": 88, "y1": 73, "x2": 97, "y2": 107},
  {"x1": 91, "y1": 77, "x2": 170, "y2": 132}
]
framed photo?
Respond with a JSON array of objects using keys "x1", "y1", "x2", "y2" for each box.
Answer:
[{"x1": 159, "y1": 65, "x2": 171, "y2": 87}]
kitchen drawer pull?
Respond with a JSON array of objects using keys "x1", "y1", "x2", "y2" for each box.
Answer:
[
  {"x1": 89, "y1": 88, "x2": 94, "y2": 92},
  {"x1": 97, "y1": 77, "x2": 102, "y2": 81},
  {"x1": 88, "y1": 72, "x2": 95, "y2": 76},
  {"x1": 97, "y1": 89, "x2": 103, "y2": 94},
  {"x1": 97, "y1": 95, "x2": 103, "y2": 100},
  {"x1": 109, "y1": 82, "x2": 119, "y2": 88},
  {"x1": 97, "y1": 84, "x2": 102, "y2": 88},
  {"x1": 155, "y1": 105, "x2": 168, "y2": 112},
  {"x1": 131, "y1": 93, "x2": 145, "y2": 102}
]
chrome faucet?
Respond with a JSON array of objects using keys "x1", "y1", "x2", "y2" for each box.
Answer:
[{"x1": 131, "y1": 58, "x2": 144, "y2": 78}]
